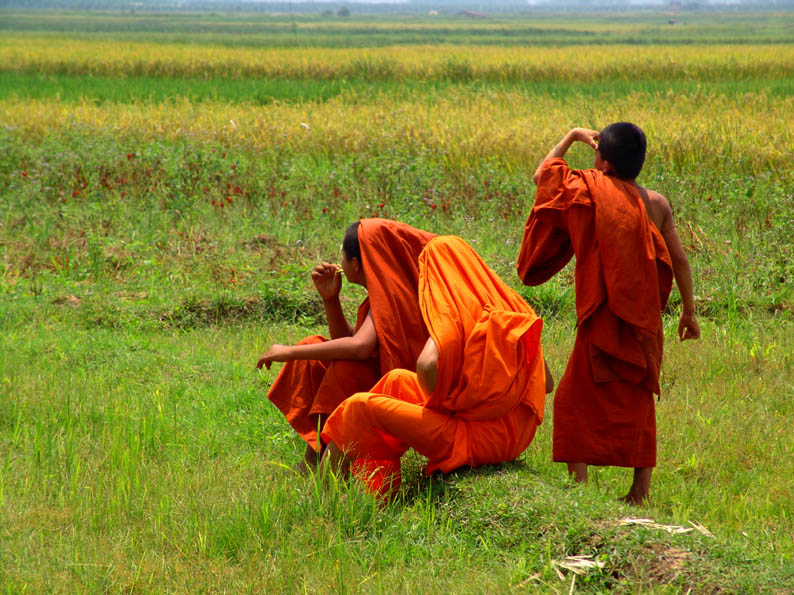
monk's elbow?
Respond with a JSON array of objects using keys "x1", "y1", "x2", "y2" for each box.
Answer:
[{"x1": 350, "y1": 340, "x2": 376, "y2": 360}]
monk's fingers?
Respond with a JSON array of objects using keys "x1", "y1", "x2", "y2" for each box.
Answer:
[{"x1": 313, "y1": 262, "x2": 338, "y2": 278}]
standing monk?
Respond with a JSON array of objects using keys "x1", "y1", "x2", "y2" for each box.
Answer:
[
  {"x1": 517, "y1": 123, "x2": 700, "y2": 505},
  {"x1": 320, "y1": 235, "x2": 553, "y2": 500},
  {"x1": 257, "y1": 219, "x2": 434, "y2": 472}
]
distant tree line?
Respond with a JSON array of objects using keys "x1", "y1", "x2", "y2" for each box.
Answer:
[{"x1": 2, "y1": 0, "x2": 794, "y2": 12}]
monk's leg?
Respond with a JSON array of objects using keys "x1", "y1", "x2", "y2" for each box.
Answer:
[
  {"x1": 621, "y1": 467, "x2": 652, "y2": 506},
  {"x1": 320, "y1": 440, "x2": 353, "y2": 477},
  {"x1": 567, "y1": 462, "x2": 588, "y2": 483},
  {"x1": 295, "y1": 417, "x2": 326, "y2": 475}
]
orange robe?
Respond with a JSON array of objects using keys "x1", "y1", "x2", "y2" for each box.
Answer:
[
  {"x1": 517, "y1": 158, "x2": 673, "y2": 468},
  {"x1": 322, "y1": 236, "x2": 547, "y2": 495},
  {"x1": 359, "y1": 218, "x2": 436, "y2": 375},
  {"x1": 267, "y1": 219, "x2": 434, "y2": 451},
  {"x1": 267, "y1": 299, "x2": 381, "y2": 449}
]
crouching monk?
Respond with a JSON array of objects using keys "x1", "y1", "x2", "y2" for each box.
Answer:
[
  {"x1": 258, "y1": 219, "x2": 434, "y2": 472},
  {"x1": 319, "y1": 235, "x2": 553, "y2": 499}
]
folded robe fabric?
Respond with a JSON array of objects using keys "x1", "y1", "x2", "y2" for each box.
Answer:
[
  {"x1": 517, "y1": 158, "x2": 673, "y2": 468},
  {"x1": 359, "y1": 218, "x2": 436, "y2": 375},
  {"x1": 323, "y1": 235, "x2": 547, "y2": 483}
]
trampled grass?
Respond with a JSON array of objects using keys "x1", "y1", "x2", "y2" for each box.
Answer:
[{"x1": 1, "y1": 10, "x2": 794, "y2": 592}]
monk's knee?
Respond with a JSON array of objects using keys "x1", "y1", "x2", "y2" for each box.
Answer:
[{"x1": 372, "y1": 369, "x2": 417, "y2": 393}]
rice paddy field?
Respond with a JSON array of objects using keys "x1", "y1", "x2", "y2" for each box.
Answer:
[{"x1": 1, "y1": 9, "x2": 793, "y2": 592}]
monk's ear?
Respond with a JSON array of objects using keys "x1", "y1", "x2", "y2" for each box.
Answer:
[
  {"x1": 601, "y1": 159, "x2": 617, "y2": 175},
  {"x1": 351, "y1": 256, "x2": 361, "y2": 272}
]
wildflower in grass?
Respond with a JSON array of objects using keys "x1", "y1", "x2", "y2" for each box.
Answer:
[
  {"x1": 379, "y1": 202, "x2": 385, "y2": 209},
  {"x1": 484, "y1": 179, "x2": 489, "y2": 187},
  {"x1": 121, "y1": 191, "x2": 126, "y2": 198},
  {"x1": 233, "y1": 186, "x2": 242, "y2": 195},
  {"x1": 322, "y1": 207, "x2": 327, "y2": 214},
  {"x1": 226, "y1": 196, "x2": 232, "y2": 204},
  {"x1": 22, "y1": 171, "x2": 27, "y2": 177},
  {"x1": 211, "y1": 199, "x2": 217, "y2": 206},
  {"x1": 333, "y1": 186, "x2": 340, "y2": 197},
  {"x1": 203, "y1": 187, "x2": 209, "y2": 193},
  {"x1": 430, "y1": 202, "x2": 437, "y2": 210},
  {"x1": 72, "y1": 190, "x2": 79, "y2": 198},
  {"x1": 126, "y1": 153, "x2": 134, "y2": 160},
  {"x1": 281, "y1": 191, "x2": 285, "y2": 198},
  {"x1": 231, "y1": 163, "x2": 236, "y2": 170}
]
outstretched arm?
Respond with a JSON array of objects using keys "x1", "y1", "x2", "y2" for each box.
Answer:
[
  {"x1": 311, "y1": 261, "x2": 354, "y2": 339},
  {"x1": 256, "y1": 313, "x2": 377, "y2": 370},
  {"x1": 533, "y1": 128, "x2": 599, "y2": 184},
  {"x1": 658, "y1": 202, "x2": 700, "y2": 341}
]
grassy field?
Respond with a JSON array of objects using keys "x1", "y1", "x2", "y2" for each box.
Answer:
[{"x1": 1, "y1": 10, "x2": 793, "y2": 592}]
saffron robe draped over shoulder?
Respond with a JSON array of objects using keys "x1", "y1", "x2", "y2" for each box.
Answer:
[
  {"x1": 322, "y1": 236, "x2": 547, "y2": 494},
  {"x1": 267, "y1": 219, "x2": 434, "y2": 450},
  {"x1": 517, "y1": 158, "x2": 673, "y2": 468},
  {"x1": 359, "y1": 218, "x2": 436, "y2": 374}
]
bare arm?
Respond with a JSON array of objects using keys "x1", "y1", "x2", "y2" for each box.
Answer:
[
  {"x1": 658, "y1": 201, "x2": 700, "y2": 341},
  {"x1": 544, "y1": 357, "x2": 554, "y2": 394},
  {"x1": 416, "y1": 336, "x2": 439, "y2": 395},
  {"x1": 256, "y1": 313, "x2": 377, "y2": 370},
  {"x1": 312, "y1": 261, "x2": 354, "y2": 339},
  {"x1": 533, "y1": 128, "x2": 599, "y2": 184}
]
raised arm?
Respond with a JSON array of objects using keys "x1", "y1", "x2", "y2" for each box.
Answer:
[
  {"x1": 256, "y1": 313, "x2": 377, "y2": 370},
  {"x1": 657, "y1": 200, "x2": 700, "y2": 341},
  {"x1": 533, "y1": 128, "x2": 599, "y2": 184},
  {"x1": 312, "y1": 261, "x2": 355, "y2": 339}
]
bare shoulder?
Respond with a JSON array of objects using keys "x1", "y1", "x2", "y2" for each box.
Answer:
[{"x1": 637, "y1": 186, "x2": 672, "y2": 231}]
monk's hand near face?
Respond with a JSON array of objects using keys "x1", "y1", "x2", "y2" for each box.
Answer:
[
  {"x1": 311, "y1": 261, "x2": 342, "y2": 302},
  {"x1": 256, "y1": 344, "x2": 292, "y2": 370},
  {"x1": 535, "y1": 127, "x2": 600, "y2": 183},
  {"x1": 678, "y1": 312, "x2": 700, "y2": 341},
  {"x1": 569, "y1": 128, "x2": 599, "y2": 151}
]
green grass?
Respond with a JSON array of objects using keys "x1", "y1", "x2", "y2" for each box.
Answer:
[
  {"x1": 4, "y1": 72, "x2": 794, "y2": 105},
  {"x1": 1, "y1": 305, "x2": 792, "y2": 591}
]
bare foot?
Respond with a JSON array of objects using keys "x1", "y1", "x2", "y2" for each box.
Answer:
[
  {"x1": 620, "y1": 467, "x2": 652, "y2": 506},
  {"x1": 618, "y1": 492, "x2": 648, "y2": 506},
  {"x1": 319, "y1": 441, "x2": 352, "y2": 478},
  {"x1": 567, "y1": 462, "x2": 588, "y2": 483},
  {"x1": 294, "y1": 443, "x2": 322, "y2": 475},
  {"x1": 293, "y1": 459, "x2": 314, "y2": 476}
]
